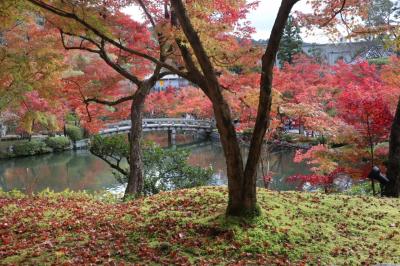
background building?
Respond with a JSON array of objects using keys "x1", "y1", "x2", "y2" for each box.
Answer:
[
  {"x1": 302, "y1": 41, "x2": 392, "y2": 65},
  {"x1": 152, "y1": 74, "x2": 191, "y2": 92}
]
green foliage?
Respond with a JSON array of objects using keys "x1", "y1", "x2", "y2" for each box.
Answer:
[
  {"x1": 298, "y1": 135, "x2": 312, "y2": 143},
  {"x1": 141, "y1": 142, "x2": 213, "y2": 195},
  {"x1": 0, "y1": 9, "x2": 66, "y2": 116},
  {"x1": 1, "y1": 187, "x2": 399, "y2": 264},
  {"x1": 310, "y1": 135, "x2": 328, "y2": 145},
  {"x1": 306, "y1": 45, "x2": 324, "y2": 64},
  {"x1": 65, "y1": 125, "x2": 83, "y2": 142},
  {"x1": 12, "y1": 140, "x2": 51, "y2": 157},
  {"x1": 91, "y1": 134, "x2": 129, "y2": 159},
  {"x1": 65, "y1": 113, "x2": 80, "y2": 124},
  {"x1": 277, "y1": 15, "x2": 303, "y2": 66},
  {"x1": 90, "y1": 135, "x2": 213, "y2": 196},
  {"x1": 368, "y1": 57, "x2": 389, "y2": 66},
  {"x1": 45, "y1": 136, "x2": 71, "y2": 152},
  {"x1": 240, "y1": 128, "x2": 253, "y2": 138},
  {"x1": 0, "y1": 150, "x2": 8, "y2": 159},
  {"x1": 344, "y1": 181, "x2": 381, "y2": 196},
  {"x1": 281, "y1": 133, "x2": 294, "y2": 143}
]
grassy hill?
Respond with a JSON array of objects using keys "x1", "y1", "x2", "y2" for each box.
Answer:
[{"x1": 1, "y1": 187, "x2": 399, "y2": 265}]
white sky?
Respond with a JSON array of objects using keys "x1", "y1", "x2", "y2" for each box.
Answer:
[
  {"x1": 248, "y1": 0, "x2": 329, "y2": 43},
  {"x1": 123, "y1": 0, "x2": 331, "y2": 44}
]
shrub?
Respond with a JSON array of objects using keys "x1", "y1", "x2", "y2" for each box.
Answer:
[
  {"x1": 281, "y1": 133, "x2": 294, "y2": 143},
  {"x1": 367, "y1": 57, "x2": 389, "y2": 66},
  {"x1": 90, "y1": 135, "x2": 213, "y2": 196},
  {"x1": 298, "y1": 135, "x2": 312, "y2": 143},
  {"x1": 90, "y1": 134, "x2": 129, "y2": 159},
  {"x1": 12, "y1": 141, "x2": 51, "y2": 157},
  {"x1": 241, "y1": 128, "x2": 253, "y2": 137},
  {"x1": 141, "y1": 142, "x2": 213, "y2": 195},
  {"x1": 45, "y1": 136, "x2": 71, "y2": 152},
  {"x1": 0, "y1": 150, "x2": 10, "y2": 159},
  {"x1": 310, "y1": 136, "x2": 327, "y2": 146},
  {"x1": 65, "y1": 113, "x2": 79, "y2": 124},
  {"x1": 65, "y1": 125, "x2": 84, "y2": 142},
  {"x1": 344, "y1": 181, "x2": 378, "y2": 196}
]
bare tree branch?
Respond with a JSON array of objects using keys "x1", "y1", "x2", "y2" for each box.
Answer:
[
  {"x1": 98, "y1": 45, "x2": 142, "y2": 85},
  {"x1": 84, "y1": 95, "x2": 135, "y2": 106},
  {"x1": 91, "y1": 149, "x2": 128, "y2": 176},
  {"x1": 62, "y1": 79, "x2": 93, "y2": 121},
  {"x1": 60, "y1": 30, "x2": 100, "y2": 53}
]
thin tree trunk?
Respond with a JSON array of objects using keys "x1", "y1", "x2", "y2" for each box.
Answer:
[
  {"x1": 29, "y1": 119, "x2": 35, "y2": 142},
  {"x1": 366, "y1": 117, "x2": 376, "y2": 195},
  {"x1": 240, "y1": 0, "x2": 298, "y2": 216},
  {"x1": 124, "y1": 94, "x2": 146, "y2": 198},
  {"x1": 383, "y1": 96, "x2": 400, "y2": 197},
  {"x1": 369, "y1": 141, "x2": 376, "y2": 195}
]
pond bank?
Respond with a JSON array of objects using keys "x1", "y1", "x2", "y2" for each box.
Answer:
[{"x1": 210, "y1": 131, "x2": 312, "y2": 150}]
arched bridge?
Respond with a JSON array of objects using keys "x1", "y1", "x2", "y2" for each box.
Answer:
[{"x1": 99, "y1": 118, "x2": 215, "y2": 145}]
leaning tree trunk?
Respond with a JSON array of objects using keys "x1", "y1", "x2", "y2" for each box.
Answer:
[
  {"x1": 236, "y1": 0, "x2": 297, "y2": 216},
  {"x1": 383, "y1": 96, "x2": 400, "y2": 197},
  {"x1": 124, "y1": 95, "x2": 146, "y2": 198}
]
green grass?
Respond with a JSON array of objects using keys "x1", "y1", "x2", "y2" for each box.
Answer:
[{"x1": 0, "y1": 187, "x2": 399, "y2": 265}]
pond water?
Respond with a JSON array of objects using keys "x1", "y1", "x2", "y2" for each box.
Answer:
[{"x1": 0, "y1": 133, "x2": 311, "y2": 194}]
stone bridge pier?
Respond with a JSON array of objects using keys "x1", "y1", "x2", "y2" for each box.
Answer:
[{"x1": 168, "y1": 128, "x2": 177, "y2": 146}]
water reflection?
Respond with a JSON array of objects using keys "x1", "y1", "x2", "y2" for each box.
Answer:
[
  {"x1": 186, "y1": 142, "x2": 310, "y2": 190},
  {"x1": 0, "y1": 150, "x2": 120, "y2": 194},
  {"x1": 0, "y1": 132, "x2": 311, "y2": 193}
]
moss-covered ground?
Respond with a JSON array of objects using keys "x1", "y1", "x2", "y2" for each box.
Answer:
[{"x1": 1, "y1": 187, "x2": 399, "y2": 265}]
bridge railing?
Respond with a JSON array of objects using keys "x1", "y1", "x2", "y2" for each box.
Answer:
[{"x1": 106, "y1": 118, "x2": 214, "y2": 129}]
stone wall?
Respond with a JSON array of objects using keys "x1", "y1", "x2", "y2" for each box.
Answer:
[{"x1": 302, "y1": 41, "x2": 391, "y2": 65}]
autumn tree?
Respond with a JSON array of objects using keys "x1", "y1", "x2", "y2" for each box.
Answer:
[
  {"x1": 25, "y1": 0, "x2": 364, "y2": 216},
  {"x1": 17, "y1": 91, "x2": 64, "y2": 139},
  {"x1": 62, "y1": 53, "x2": 132, "y2": 133},
  {"x1": 0, "y1": 5, "x2": 67, "y2": 137},
  {"x1": 21, "y1": 0, "x2": 180, "y2": 197},
  {"x1": 145, "y1": 87, "x2": 213, "y2": 119},
  {"x1": 285, "y1": 59, "x2": 398, "y2": 196},
  {"x1": 22, "y1": 0, "x2": 258, "y2": 213},
  {"x1": 299, "y1": 0, "x2": 400, "y2": 197},
  {"x1": 273, "y1": 55, "x2": 340, "y2": 137},
  {"x1": 336, "y1": 68, "x2": 394, "y2": 194},
  {"x1": 165, "y1": 0, "x2": 303, "y2": 216}
]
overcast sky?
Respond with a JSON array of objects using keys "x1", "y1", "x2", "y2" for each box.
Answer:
[
  {"x1": 123, "y1": 1, "x2": 330, "y2": 43},
  {"x1": 251, "y1": 1, "x2": 332, "y2": 43}
]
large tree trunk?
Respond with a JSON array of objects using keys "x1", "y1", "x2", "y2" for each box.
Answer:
[
  {"x1": 383, "y1": 96, "x2": 400, "y2": 197},
  {"x1": 124, "y1": 95, "x2": 146, "y2": 198},
  {"x1": 212, "y1": 97, "x2": 249, "y2": 216},
  {"x1": 170, "y1": 0, "x2": 251, "y2": 216},
  {"x1": 171, "y1": 0, "x2": 297, "y2": 217}
]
